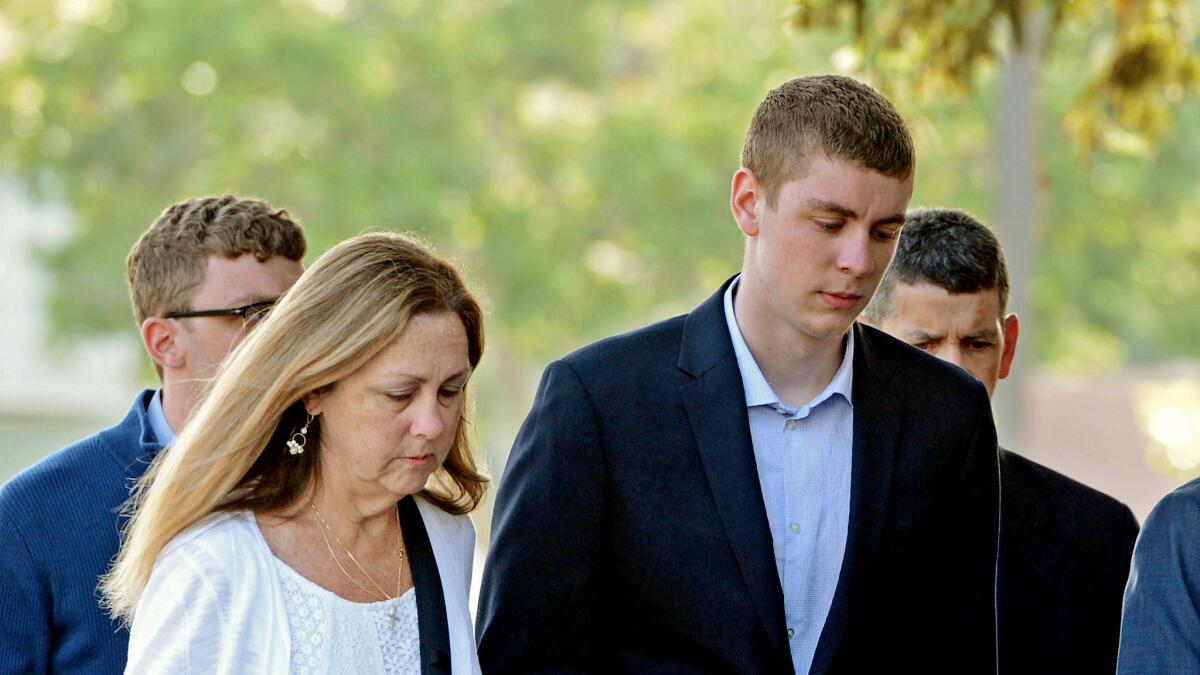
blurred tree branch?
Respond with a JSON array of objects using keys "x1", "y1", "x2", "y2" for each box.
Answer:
[{"x1": 787, "y1": 0, "x2": 1199, "y2": 158}]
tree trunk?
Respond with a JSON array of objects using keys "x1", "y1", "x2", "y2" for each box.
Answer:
[{"x1": 991, "y1": 11, "x2": 1048, "y2": 452}]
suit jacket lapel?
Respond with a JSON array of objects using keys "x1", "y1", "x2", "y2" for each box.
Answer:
[
  {"x1": 399, "y1": 496, "x2": 452, "y2": 675},
  {"x1": 811, "y1": 323, "x2": 902, "y2": 673},
  {"x1": 678, "y1": 280, "x2": 792, "y2": 672}
]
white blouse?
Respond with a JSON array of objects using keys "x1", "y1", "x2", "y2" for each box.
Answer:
[
  {"x1": 274, "y1": 556, "x2": 420, "y2": 674},
  {"x1": 126, "y1": 500, "x2": 480, "y2": 674}
]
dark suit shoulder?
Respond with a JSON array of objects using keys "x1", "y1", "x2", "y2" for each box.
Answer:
[
  {"x1": 855, "y1": 323, "x2": 993, "y2": 415},
  {"x1": 997, "y1": 450, "x2": 1137, "y2": 672},
  {"x1": 1001, "y1": 449, "x2": 1138, "y2": 535},
  {"x1": 560, "y1": 313, "x2": 688, "y2": 378}
]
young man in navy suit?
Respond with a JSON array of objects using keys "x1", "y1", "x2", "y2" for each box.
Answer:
[
  {"x1": 0, "y1": 195, "x2": 305, "y2": 674},
  {"x1": 862, "y1": 207, "x2": 1139, "y2": 674},
  {"x1": 478, "y1": 75, "x2": 1002, "y2": 674}
]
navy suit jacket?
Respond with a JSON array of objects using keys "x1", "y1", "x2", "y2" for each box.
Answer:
[
  {"x1": 0, "y1": 390, "x2": 161, "y2": 674},
  {"x1": 998, "y1": 450, "x2": 1138, "y2": 674},
  {"x1": 477, "y1": 281, "x2": 1001, "y2": 674}
]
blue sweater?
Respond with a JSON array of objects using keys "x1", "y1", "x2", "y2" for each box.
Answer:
[{"x1": 0, "y1": 390, "x2": 162, "y2": 674}]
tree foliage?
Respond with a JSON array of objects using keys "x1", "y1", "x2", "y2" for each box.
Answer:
[
  {"x1": 1, "y1": 0, "x2": 768, "y2": 360},
  {"x1": 0, "y1": 0, "x2": 843, "y2": 450},
  {"x1": 1, "y1": 0, "x2": 1198, "y2": 420},
  {"x1": 788, "y1": 0, "x2": 1199, "y2": 157}
]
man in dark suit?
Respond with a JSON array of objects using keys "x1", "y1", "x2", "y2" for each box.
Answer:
[
  {"x1": 0, "y1": 195, "x2": 305, "y2": 674},
  {"x1": 478, "y1": 76, "x2": 1001, "y2": 674},
  {"x1": 862, "y1": 207, "x2": 1139, "y2": 673}
]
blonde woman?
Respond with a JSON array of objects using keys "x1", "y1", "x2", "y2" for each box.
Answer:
[{"x1": 102, "y1": 232, "x2": 488, "y2": 675}]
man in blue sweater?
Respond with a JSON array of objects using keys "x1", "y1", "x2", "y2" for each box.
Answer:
[
  {"x1": 862, "y1": 207, "x2": 1139, "y2": 673},
  {"x1": 0, "y1": 195, "x2": 306, "y2": 674}
]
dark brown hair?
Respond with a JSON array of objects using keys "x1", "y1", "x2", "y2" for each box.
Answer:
[{"x1": 865, "y1": 207, "x2": 1009, "y2": 323}]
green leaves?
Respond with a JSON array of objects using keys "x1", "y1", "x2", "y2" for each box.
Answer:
[
  {"x1": 788, "y1": 0, "x2": 1200, "y2": 157},
  {"x1": 3, "y1": 0, "x2": 1199, "y2": 386},
  {"x1": 0, "y1": 0, "x2": 826, "y2": 448}
]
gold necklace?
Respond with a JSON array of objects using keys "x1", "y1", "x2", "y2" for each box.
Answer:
[{"x1": 308, "y1": 500, "x2": 406, "y2": 627}]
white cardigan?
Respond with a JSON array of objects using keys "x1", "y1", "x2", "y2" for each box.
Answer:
[{"x1": 126, "y1": 498, "x2": 481, "y2": 674}]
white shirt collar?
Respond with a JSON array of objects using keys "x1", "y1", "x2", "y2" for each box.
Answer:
[{"x1": 723, "y1": 275, "x2": 854, "y2": 413}]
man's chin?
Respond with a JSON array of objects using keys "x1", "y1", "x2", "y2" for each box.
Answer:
[
  {"x1": 796, "y1": 319, "x2": 855, "y2": 343},
  {"x1": 811, "y1": 306, "x2": 863, "y2": 333}
]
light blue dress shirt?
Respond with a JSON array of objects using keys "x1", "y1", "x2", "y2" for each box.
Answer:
[
  {"x1": 146, "y1": 389, "x2": 177, "y2": 447},
  {"x1": 723, "y1": 277, "x2": 854, "y2": 675}
]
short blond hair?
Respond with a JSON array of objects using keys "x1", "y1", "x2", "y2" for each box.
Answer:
[
  {"x1": 740, "y1": 74, "x2": 915, "y2": 206},
  {"x1": 103, "y1": 232, "x2": 488, "y2": 623},
  {"x1": 126, "y1": 194, "x2": 307, "y2": 326}
]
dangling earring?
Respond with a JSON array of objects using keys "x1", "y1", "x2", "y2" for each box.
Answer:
[{"x1": 287, "y1": 414, "x2": 315, "y2": 455}]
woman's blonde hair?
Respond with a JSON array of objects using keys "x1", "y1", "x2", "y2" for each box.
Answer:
[{"x1": 102, "y1": 231, "x2": 487, "y2": 623}]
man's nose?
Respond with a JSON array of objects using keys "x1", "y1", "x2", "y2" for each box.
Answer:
[{"x1": 837, "y1": 231, "x2": 874, "y2": 277}]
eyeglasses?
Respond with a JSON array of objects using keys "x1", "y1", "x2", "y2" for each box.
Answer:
[{"x1": 164, "y1": 300, "x2": 276, "y2": 328}]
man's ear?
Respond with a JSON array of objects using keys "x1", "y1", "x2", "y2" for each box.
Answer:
[
  {"x1": 998, "y1": 313, "x2": 1020, "y2": 380},
  {"x1": 731, "y1": 167, "x2": 764, "y2": 237},
  {"x1": 141, "y1": 317, "x2": 187, "y2": 372}
]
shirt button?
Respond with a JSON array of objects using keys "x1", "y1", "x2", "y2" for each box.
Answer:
[
  {"x1": 786, "y1": 419, "x2": 797, "y2": 430},
  {"x1": 789, "y1": 522, "x2": 801, "y2": 534},
  {"x1": 788, "y1": 627, "x2": 795, "y2": 639}
]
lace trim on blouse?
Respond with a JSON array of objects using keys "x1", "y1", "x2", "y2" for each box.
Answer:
[{"x1": 274, "y1": 555, "x2": 421, "y2": 675}]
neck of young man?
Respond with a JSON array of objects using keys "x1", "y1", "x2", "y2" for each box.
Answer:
[
  {"x1": 158, "y1": 379, "x2": 193, "y2": 438},
  {"x1": 733, "y1": 278, "x2": 849, "y2": 409}
]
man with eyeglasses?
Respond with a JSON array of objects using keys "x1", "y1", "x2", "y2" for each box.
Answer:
[{"x1": 0, "y1": 194, "x2": 305, "y2": 674}]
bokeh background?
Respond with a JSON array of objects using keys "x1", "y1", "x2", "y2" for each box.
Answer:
[{"x1": 3, "y1": 0, "x2": 1199, "y2": 585}]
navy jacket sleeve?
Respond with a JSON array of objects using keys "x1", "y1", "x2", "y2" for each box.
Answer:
[
  {"x1": 0, "y1": 508, "x2": 50, "y2": 674},
  {"x1": 477, "y1": 360, "x2": 608, "y2": 674},
  {"x1": 1118, "y1": 483, "x2": 1200, "y2": 674}
]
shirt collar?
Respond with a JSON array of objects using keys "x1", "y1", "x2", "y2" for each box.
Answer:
[
  {"x1": 723, "y1": 275, "x2": 855, "y2": 413},
  {"x1": 147, "y1": 388, "x2": 177, "y2": 447}
]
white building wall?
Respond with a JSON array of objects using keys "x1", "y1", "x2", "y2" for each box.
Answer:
[{"x1": 0, "y1": 178, "x2": 139, "y2": 481}]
